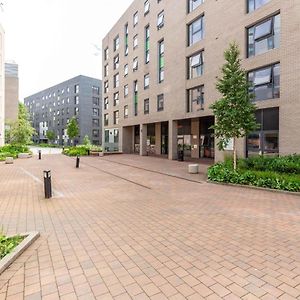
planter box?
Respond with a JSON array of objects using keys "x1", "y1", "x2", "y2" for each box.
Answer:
[
  {"x1": 0, "y1": 231, "x2": 40, "y2": 275},
  {"x1": 18, "y1": 153, "x2": 32, "y2": 159}
]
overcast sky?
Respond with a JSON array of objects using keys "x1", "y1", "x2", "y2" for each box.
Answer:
[{"x1": 0, "y1": 0, "x2": 132, "y2": 100}]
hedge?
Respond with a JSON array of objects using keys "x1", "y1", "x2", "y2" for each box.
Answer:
[{"x1": 208, "y1": 161, "x2": 300, "y2": 192}]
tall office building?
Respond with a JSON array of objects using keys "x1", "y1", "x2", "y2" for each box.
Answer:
[
  {"x1": 24, "y1": 75, "x2": 102, "y2": 145},
  {"x1": 0, "y1": 24, "x2": 4, "y2": 146},
  {"x1": 102, "y1": 0, "x2": 300, "y2": 161},
  {"x1": 5, "y1": 62, "x2": 19, "y2": 123}
]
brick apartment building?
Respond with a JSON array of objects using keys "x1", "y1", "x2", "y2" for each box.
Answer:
[
  {"x1": 102, "y1": 0, "x2": 300, "y2": 161},
  {"x1": 24, "y1": 75, "x2": 102, "y2": 145}
]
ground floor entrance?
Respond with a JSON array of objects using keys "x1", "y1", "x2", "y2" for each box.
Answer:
[{"x1": 121, "y1": 116, "x2": 215, "y2": 161}]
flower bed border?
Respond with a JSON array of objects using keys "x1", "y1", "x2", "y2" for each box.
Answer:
[{"x1": 0, "y1": 231, "x2": 40, "y2": 275}]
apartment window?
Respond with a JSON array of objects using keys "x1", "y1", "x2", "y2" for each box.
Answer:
[
  {"x1": 188, "y1": 0, "x2": 204, "y2": 12},
  {"x1": 114, "y1": 129, "x2": 119, "y2": 143},
  {"x1": 114, "y1": 73, "x2": 119, "y2": 88},
  {"x1": 145, "y1": 25, "x2": 150, "y2": 63},
  {"x1": 92, "y1": 86, "x2": 100, "y2": 95},
  {"x1": 104, "y1": 81, "x2": 109, "y2": 93},
  {"x1": 114, "y1": 35, "x2": 120, "y2": 51},
  {"x1": 133, "y1": 34, "x2": 138, "y2": 49},
  {"x1": 187, "y1": 85, "x2": 204, "y2": 112},
  {"x1": 248, "y1": 14, "x2": 280, "y2": 57},
  {"x1": 124, "y1": 23, "x2": 129, "y2": 56},
  {"x1": 113, "y1": 110, "x2": 119, "y2": 125},
  {"x1": 93, "y1": 119, "x2": 100, "y2": 126},
  {"x1": 114, "y1": 55, "x2": 120, "y2": 70},
  {"x1": 248, "y1": 63, "x2": 280, "y2": 101},
  {"x1": 104, "y1": 47, "x2": 109, "y2": 60},
  {"x1": 92, "y1": 130, "x2": 99, "y2": 138},
  {"x1": 104, "y1": 97, "x2": 109, "y2": 110},
  {"x1": 124, "y1": 64, "x2": 129, "y2": 76},
  {"x1": 104, "y1": 113, "x2": 109, "y2": 126},
  {"x1": 144, "y1": 73, "x2": 150, "y2": 89},
  {"x1": 247, "y1": 108, "x2": 279, "y2": 156},
  {"x1": 74, "y1": 107, "x2": 79, "y2": 115},
  {"x1": 158, "y1": 40, "x2": 164, "y2": 83},
  {"x1": 74, "y1": 84, "x2": 79, "y2": 93},
  {"x1": 144, "y1": 99, "x2": 149, "y2": 114},
  {"x1": 133, "y1": 12, "x2": 138, "y2": 26},
  {"x1": 93, "y1": 97, "x2": 99, "y2": 106},
  {"x1": 134, "y1": 81, "x2": 138, "y2": 116},
  {"x1": 93, "y1": 108, "x2": 100, "y2": 116},
  {"x1": 188, "y1": 51, "x2": 204, "y2": 79},
  {"x1": 74, "y1": 95, "x2": 79, "y2": 105},
  {"x1": 133, "y1": 57, "x2": 138, "y2": 71},
  {"x1": 114, "y1": 92, "x2": 119, "y2": 106},
  {"x1": 124, "y1": 85, "x2": 129, "y2": 97},
  {"x1": 157, "y1": 10, "x2": 164, "y2": 29},
  {"x1": 124, "y1": 105, "x2": 129, "y2": 118},
  {"x1": 157, "y1": 94, "x2": 164, "y2": 111},
  {"x1": 188, "y1": 16, "x2": 204, "y2": 46},
  {"x1": 248, "y1": 0, "x2": 270, "y2": 13},
  {"x1": 104, "y1": 130, "x2": 109, "y2": 143},
  {"x1": 144, "y1": 0, "x2": 150, "y2": 15},
  {"x1": 66, "y1": 107, "x2": 69, "y2": 114}
]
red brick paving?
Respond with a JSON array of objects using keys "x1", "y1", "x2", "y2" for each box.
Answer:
[{"x1": 0, "y1": 154, "x2": 299, "y2": 299}]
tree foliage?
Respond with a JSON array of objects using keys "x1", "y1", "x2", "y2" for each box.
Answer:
[
  {"x1": 83, "y1": 135, "x2": 91, "y2": 146},
  {"x1": 46, "y1": 130, "x2": 55, "y2": 142},
  {"x1": 67, "y1": 117, "x2": 79, "y2": 142},
  {"x1": 210, "y1": 42, "x2": 258, "y2": 170},
  {"x1": 9, "y1": 103, "x2": 36, "y2": 145}
]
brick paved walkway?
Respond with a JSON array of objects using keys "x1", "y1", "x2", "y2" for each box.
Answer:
[{"x1": 0, "y1": 154, "x2": 299, "y2": 300}]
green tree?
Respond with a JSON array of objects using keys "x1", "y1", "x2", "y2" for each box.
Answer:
[
  {"x1": 83, "y1": 135, "x2": 91, "y2": 146},
  {"x1": 9, "y1": 103, "x2": 36, "y2": 145},
  {"x1": 46, "y1": 130, "x2": 55, "y2": 143},
  {"x1": 67, "y1": 117, "x2": 79, "y2": 145},
  {"x1": 210, "y1": 42, "x2": 258, "y2": 170}
]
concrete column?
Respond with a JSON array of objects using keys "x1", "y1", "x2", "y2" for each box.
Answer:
[
  {"x1": 122, "y1": 126, "x2": 134, "y2": 154},
  {"x1": 140, "y1": 124, "x2": 147, "y2": 156},
  {"x1": 155, "y1": 122, "x2": 161, "y2": 155},
  {"x1": 191, "y1": 118, "x2": 200, "y2": 159},
  {"x1": 168, "y1": 120, "x2": 178, "y2": 160}
]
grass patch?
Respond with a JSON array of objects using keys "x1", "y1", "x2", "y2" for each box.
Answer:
[
  {"x1": 33, "y1": 143, "x2": 62, "y2": 148},
  {"x1": 0, "y1": 233, "x2": 24, "y2": 259}
]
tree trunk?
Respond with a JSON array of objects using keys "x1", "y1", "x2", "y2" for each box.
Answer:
[{"x1": 233, "y1": 137, "x2": 237, "y2": 171}]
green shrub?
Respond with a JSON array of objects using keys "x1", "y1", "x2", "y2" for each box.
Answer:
[
  {"x1": 238, "y1": 155, "x2": 300, "y2": 174},
  {"x1": 0, "y1": 233, "x2": 24, "y2": 259},
  {"x1": 208, "y1": 162, "x2": 300, "y2": 192},
  {"x1": 63, "y1": 146, "x2": 89, "y2": 156},
  {"x1": 0, "y1": 144, "x2": 30, "y2": 160},
  {"x1": 36, "y1": 143, "x2": 61, "y2": 148}
]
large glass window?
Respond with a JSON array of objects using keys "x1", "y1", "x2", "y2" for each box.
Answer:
[
  {"x1": 248, "y1": 14, "x2": 280, "y2": 57},
  {"x1": 187, "y1": 85, "x2": 204, "y2": 112},
  {"x1": 134, "y1": 81, "x2": 138, "y2": 116},
  {"x1": 158, "y1": 40, "x2": 164, "y2": 83},
  {"x1": 188, "y1": 16, "x2": 204, "y2": 46},
  {"x1": 145, "y1": 25, "x2": 150, "y2": 63},
  {"x1": 248, "y1": 63, "x2": 280, "y2": 101},
  {"x1": 188, "y1": 51, "x2": 204, "y2": 79},
  {"x1": 248, "y1": 0, "x2": 270, "y2": 13},
  {"x1": 113, "y1": 111, "x2": 119, "y2": 125},
  {"x1": 114, "y1": 35, "x2": 120, "y2": 51},
  {"x1": 247, "y1": 108, "x2": 279, "y2": 156},
  {"x1": 157, "y1": 94, "x2": 164, "y2": 111},
  {"x1": 188, "y1": 0, "x2": 204, "y2": 12},
  {"x1": 157, "y1": 11, "x2": 164, "y2": 29},
  {"x1": 144, "y1": 99, "x2": 149, "y2": 114}
]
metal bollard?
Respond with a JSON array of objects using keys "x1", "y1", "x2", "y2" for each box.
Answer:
[
  {"x1": 43, "y1": 170, "x2": 52, "y2": 199},
  {"x1": 76, "y1": 156, "x2": 80, "y2": 168},
  {"x1": 38, "y1": 150, "x2": 42, "y2": 160}
]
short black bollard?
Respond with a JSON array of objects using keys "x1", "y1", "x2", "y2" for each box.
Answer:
[
  {"x1": 76, "y1": 156, "x2": 80, "y2": 168},
  {"x1": 38, "y1": 150, "x2": 42, "y2": 160},
  {"x1": 43, "y1": 170, "x2": 52, "y2": 199}
]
